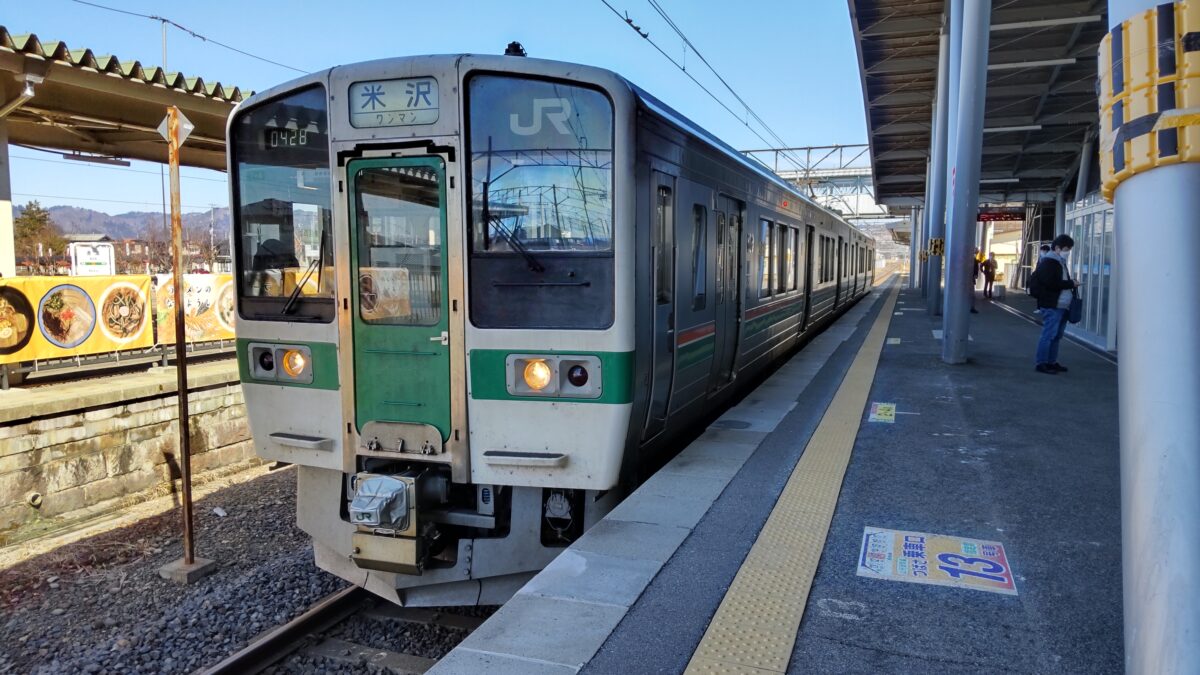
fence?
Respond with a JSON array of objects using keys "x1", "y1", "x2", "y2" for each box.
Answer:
[{"x1": 0, "y1": 273, "x2": 237, "y2": 388}]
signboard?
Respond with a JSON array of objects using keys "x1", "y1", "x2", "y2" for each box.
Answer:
[
  {"x1": 977, "y1": 207, "x2": 1026, "y2": 222},
  {"x1": 868, "y1": 402, "x2": 896, "y2": 423},
  {"x1": 349, "y1": 77, "x2": 439, "y2": 128},
  {"x1": 69, "y1": 242, "x2": 116, "y2": 276},
  {"x1": 155, "y1": 274, "x2": 236, "y2": 344},
  {"x1": 857, "y1": 526, "x2": 1017, "y2": 595},
  {"x1": 0, "y1": 276, "x2": 154, "y2": 364}
]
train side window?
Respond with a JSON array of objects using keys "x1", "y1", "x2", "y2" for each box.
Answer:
[
  {"x1": 655, "y1": 186, "x2": 673, "y2": 305},
  {"x1": 774, "y1": 224, "x2": 785, "y2": 294},
  {"x1": 715, "y1": 211, "x2": 725, "y2": 304},
  {"x1": 786, "y1": 227, "x2": 798, "y2": 291},
  {"x1": 692, "y1": 205, "x2": 707, "y2": 311},
  {"x1": 759, "y1": 219, "x2": 772, "y2": 298}
]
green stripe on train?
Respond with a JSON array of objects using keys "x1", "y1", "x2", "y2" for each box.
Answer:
[
  {"x1": 676, "y1": 334, "x2": 715, "y2": 370},
  {"x1": 236, "y1": 338, "x2": 340, "y2": 390},
  {"x1": 744, "y1": 302, "x2": 802, "y2": 336},
  {"x1": 470, "y1": 350, "x2": 634, "y2": 404}
]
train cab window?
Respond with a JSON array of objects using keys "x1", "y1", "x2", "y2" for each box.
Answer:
[
  {"x1": 692, "y1": 205, "x2": 707, "y2": 310},
  {"x1": 230, "y1": 85, "x2": 335, "y2": 322},
  {"x1": 465, "y1": 74, "x2": 615, "y2": 329}
]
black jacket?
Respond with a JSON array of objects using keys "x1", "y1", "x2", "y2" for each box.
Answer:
[{"x1": 1030, "y1": 257, "x2": 1075, "y2": 309}]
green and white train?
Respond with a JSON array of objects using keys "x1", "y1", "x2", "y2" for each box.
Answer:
[{"x1": 229, "y1": 51, "x2": 875, "y2": 605}]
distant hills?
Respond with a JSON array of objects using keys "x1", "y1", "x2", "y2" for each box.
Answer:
[{"x1": 12, "y1": 204, "x2": 232, "y2": 242}]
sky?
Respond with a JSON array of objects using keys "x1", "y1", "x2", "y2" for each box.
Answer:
[{"x1": 4, "y1": 0, "x2": 868, "y2": 215}]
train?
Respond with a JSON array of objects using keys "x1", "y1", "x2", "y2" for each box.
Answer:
[{"x1": 228, "y1": 49, "x2": 875, "y2": 606}]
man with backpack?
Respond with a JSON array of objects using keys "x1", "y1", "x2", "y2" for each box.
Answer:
[{"x1": 1028, "y1": 234, "x2": 1079, "y2": 374}]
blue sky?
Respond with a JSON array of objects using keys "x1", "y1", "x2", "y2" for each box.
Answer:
[{"x1": 5, "y1": 0, "x2": 867, "y2": 215}]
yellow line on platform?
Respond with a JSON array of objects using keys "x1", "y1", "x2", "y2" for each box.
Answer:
[{"x1": 685, "y1": 283, "x2": 900, "y2": 674}]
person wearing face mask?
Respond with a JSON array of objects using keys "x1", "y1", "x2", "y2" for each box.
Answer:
[{"x1": 1028, "y1": 234, "x2": 1079, "y2": 374}]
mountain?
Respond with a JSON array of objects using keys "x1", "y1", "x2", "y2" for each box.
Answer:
[{"x1": 12, "y1": 204, "x2": 232, "y2": 242}]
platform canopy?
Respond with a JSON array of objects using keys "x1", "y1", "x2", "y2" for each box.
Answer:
[
  {"x1": 848, "y1": 0, "x2": 1108, "y2": 206},
  {"x1": 0, "y1": 27, "x2": 249, "y2": 170}
]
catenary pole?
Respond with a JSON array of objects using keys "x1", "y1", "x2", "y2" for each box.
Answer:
[
  {"x1": 1106, "y1": 1, "x2": 1200, "y2": 671},
  {"x1": 925, "y1": 20, "x2": 951, "y2": 302},
  {"x1": 930, "y1": 0, "x2": 961, "y2": 315},
  {"x1": 941, "y1": 0, "x2": 990, "y2": 364}
]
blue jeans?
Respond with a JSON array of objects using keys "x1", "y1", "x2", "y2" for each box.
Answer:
[{"x1": 1037, "y1": 308, "x2": 1069, "y2": 365}]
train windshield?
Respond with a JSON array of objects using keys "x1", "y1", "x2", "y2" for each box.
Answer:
[
  {"x1": 467, "y1": 75, "x2": 613, "y2": 254},
  {"x1": 230, "y1": 85, "x2": 335, "y2": 322}
]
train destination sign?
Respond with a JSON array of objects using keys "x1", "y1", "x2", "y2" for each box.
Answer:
[{"x1": 350, "y1": 77, "x2": 439, "y2": 128}]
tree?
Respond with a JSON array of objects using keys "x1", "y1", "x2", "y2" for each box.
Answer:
[{"x1": 14, "y1": 201, "x2": 66, "y2": 274}]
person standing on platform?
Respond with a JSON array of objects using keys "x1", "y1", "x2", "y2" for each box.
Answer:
[
  {"x1": 982, "y1": 252, "x2": 998, "y2": 298},
  {"x1": 970, "y1": 248, "x2": 981, "y2": 313},
  {"x1": 1030, "y1": 234, "x2": 1079, "y2": 374}
]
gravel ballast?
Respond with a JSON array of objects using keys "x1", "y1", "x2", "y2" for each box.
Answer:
[{"x1": 0, "y1": 466, "x2": 490, "y2": 674}]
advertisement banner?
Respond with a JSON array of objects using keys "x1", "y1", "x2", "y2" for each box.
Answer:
[
  {"x1": 857, "y1": 526, "x2": 1017, "y2": 595},
  {"x1": 0, "y1": 276, "x2": 154, "y2": 365},
  {"x1": 155, "y1": 274, "x2": 236, "y2": 344}
]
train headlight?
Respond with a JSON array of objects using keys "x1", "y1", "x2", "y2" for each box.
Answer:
[
  {"x1": 281, "y1": 349, "x2": 307, "y2": 378},
  {"x1": 523, "y1": 360, "x2": 553, "y2": 391}
]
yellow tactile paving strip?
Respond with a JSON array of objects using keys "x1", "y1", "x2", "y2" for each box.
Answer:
[{"x1": 685, "y1": 284, "x2": 900, "y2": 674}]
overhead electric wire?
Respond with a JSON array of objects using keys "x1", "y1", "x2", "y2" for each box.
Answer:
[
  {"x1": 69, "y1": 0, "x2": 307, "y2": 74},
  {"x1": 597, "y1": 0, "x2": 788, "y2": 164},
  {"x1": 600, "y1": 0, "x2": 810, "y2": 173},
  {"x1": 14, "y1": 192, "x2": 220, "y2": 210},
  {"x1": 11, "y1": 152, "x2": 227, "y2": 183}
]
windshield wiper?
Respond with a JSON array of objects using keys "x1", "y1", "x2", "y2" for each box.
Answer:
[
  {"x1": 489, "y1": 215, "x2": 545, "y2": 273},
  {"x1": 282, "y1": 226, "x2": 326, "y2": 316}
]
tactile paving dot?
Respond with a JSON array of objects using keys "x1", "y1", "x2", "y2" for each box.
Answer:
[{"x1": 685, "y1": 287, "x2": 900, "y2": 675}]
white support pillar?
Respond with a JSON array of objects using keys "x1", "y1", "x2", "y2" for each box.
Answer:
[
  {"x1": 0, "y1": 120, "x2": 14, "y2": 278},
  {"x1": 1054, "y1": 188, "x2": 1066, "y2": 237},
  {"x1": 1107, "y1": 1, "x2": 1200, "y2": 672},
  {"x1": 909, "y1": 206, "x2": 922, "y2": 287},
  {"x1": 941, "y1": 0, "x2": 990, "y2": 364},
  {"x1": 930, "y1": 0, "x2": 960, "y2": 315}
]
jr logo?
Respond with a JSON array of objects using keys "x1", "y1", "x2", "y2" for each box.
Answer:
[{"x1": 510, "y1": 98, "x2": 572, "y2": 136}]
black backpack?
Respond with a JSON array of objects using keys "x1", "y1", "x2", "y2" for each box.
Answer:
[{"x1": 1027, "y1": 261, "x2": 1044, "y2": 297}]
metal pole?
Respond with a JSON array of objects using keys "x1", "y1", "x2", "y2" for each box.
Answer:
[
  {"x1": 941, "y1": 0, "x2": 990, "y2": 364},
  {"x1": 1054, "y1": 188, "x2": 1066, "y2": 236},
  {"x1": 1106, "y1": 0, "x2": 1200, "y2": 670},
  {"x1": 1074, "y1": 130, "x2": 1095, "y2": 202},
  {"x1": 167, "y1": 106, "x2": 195, "y2": 566},
  {"x1": 926, "y1": 17, "x2": 949, "y2": 300},
  {"x1": 930, "y1": 0, "x2": 960, "y2": 315}
]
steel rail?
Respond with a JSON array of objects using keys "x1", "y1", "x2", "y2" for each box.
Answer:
[{"x1": 196, "y1": 585, "x2": 370, "y2": 675}]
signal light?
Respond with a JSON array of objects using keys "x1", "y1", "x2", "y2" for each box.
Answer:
[{"x1": 567, "y1": 365, "x2": 589, "y2": 387}]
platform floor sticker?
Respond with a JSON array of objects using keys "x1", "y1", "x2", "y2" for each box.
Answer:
[
  {"x1": 857, "y1": 527, "x2": 1017, "y2": 595},
  {"x1": 886, "y1": 338, "x2": 901, "y2": 345},
  {"x1": 868, "y1": 402, "x2": 896, "y2": 423}
]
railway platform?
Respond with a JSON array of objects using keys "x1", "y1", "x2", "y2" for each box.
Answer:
[{"x1": 433, "y1": 276, "x2": 1122, "y2": 674}]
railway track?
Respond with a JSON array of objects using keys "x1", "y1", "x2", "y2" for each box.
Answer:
[{"x1": 198, "y1": 586, "x2": 486, "y2": 674}]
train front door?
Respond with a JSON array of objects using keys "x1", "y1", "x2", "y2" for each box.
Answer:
[
  {"x1": 710, "y1": 195, "x2": 741, "y2": 391},
  {"x1": 644, "y1": 172, "x2": 676, "y2": 441},
  {"x1": 347, "y1": 156, "x2": 452, "y2": 445}
]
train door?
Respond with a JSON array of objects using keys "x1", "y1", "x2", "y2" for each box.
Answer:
[
  {"x1": 801, "y1": 225, "x2": 815, "y2": 330},
  {"x1": 347, "y1": 156, "x2": 453, "y2": 445},
  {"x1": 710, "y1": 195, "x2": 741, "y2": 391},
  {"x1": 643, "y1": 172, "x2": 676, "y2": 441},
  {"x1": 835, "y1": 235, "x2": 844, "y2": 307}
]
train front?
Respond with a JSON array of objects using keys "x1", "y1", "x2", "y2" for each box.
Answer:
[{"x1": 227, "y1": 55, "x2": 637, "y2": 605}]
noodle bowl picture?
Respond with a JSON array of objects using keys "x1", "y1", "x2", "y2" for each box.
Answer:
[
  {"x1": 38, "y1": 285, "x2": 96, "y2": 349},
  {"x1": 98, "y1": 281, "x2": 149, "y2": 343},
  {"x1": 0, "y1": 287, "x2": 35, "y2": 355}
]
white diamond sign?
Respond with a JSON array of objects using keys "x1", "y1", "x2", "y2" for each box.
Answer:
[{"x1": 157, "y1": 110, "x2": 195, "y2": 145}]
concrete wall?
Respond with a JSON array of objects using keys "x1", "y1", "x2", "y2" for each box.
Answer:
[{"x1": 0, "y1": 365, "x2": 257, "y2": 543}]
